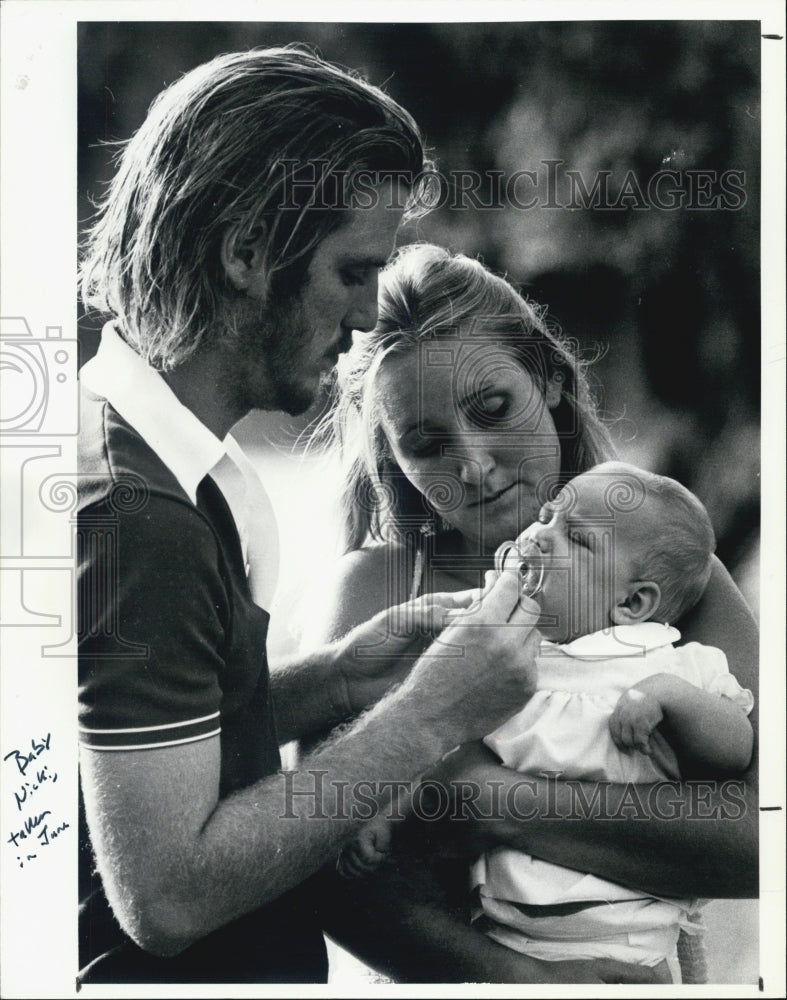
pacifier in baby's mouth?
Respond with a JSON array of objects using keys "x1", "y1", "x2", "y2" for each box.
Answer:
[{"x1": 494, "y1": 538, "x2": 545, "y2": 598}]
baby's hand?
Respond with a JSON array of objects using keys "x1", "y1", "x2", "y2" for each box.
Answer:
[
  {"x1": 337, "y1": 815, "x2": 394, "y2": 880},
  {"x1": 609, "y1": 685, "x2": 664, "y2": 756}
]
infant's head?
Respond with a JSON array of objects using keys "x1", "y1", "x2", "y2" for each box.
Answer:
[{"x1": 499, "y1": 461, "x2": 715, "y2": 644}]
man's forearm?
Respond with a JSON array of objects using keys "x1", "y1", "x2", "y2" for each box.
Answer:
[
  {"x1": 270, "y1": 646, "x2": 349, "y2": 743},
  {"x1": 86, "y1": 576, "x2": 542, "y2": 957},
  {"x1": 191, "y1": 724, "x2": 439, "y2": 940},
  {"x1": 85, "y1": 671, "x2": 470, "y2": 958}
]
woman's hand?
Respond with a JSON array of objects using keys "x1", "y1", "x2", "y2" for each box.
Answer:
[{"x1": 317, "y1": 856, "x2": 674, "y2": 984}]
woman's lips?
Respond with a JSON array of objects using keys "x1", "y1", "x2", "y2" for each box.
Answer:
[{"x1": 467, "y1": 482, "x2": 517, "y2": 507}]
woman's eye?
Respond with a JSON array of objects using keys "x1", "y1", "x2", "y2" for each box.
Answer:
[
  {"x1": 408, "y1": 436, "x2": 441, "y2": 458},
  {"x1": 477, "y1": 395, "x2": 509, "y2": 421},
  {"x1": 402, "y1": 434, "x2": 441, "y2": 458}
]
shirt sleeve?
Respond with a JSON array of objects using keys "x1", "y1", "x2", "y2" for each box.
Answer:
[
  {"x1": 678, "y1": 642, "x2": 755, "y2": 716},
  {"x1": 78, "y1": 494, "x2": 228, "y2": 750}
]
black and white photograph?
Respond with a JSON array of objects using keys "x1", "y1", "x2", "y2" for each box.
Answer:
[{"x1": 1, "y1": 3, "x2": 784, "y2": 996}]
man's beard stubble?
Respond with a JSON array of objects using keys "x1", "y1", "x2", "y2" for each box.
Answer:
[{"x1": 224, "y1": 286, "x2": 316, "y2": 418}]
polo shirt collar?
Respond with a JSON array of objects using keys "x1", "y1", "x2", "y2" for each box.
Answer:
[
  {"x1": 80, "y1": 323, "x2": 227, "y2": 503},
  {"x1": 549, "y1": 622, "x2": 682, "y2": 658}
]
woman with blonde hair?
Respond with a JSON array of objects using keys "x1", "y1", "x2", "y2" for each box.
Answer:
[{"x1": 330, "y1": 242, "x2": 613, "y2": 560}]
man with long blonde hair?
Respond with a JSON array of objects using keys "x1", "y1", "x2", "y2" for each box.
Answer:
[{"x1": 77, "y1": 45, "x2": 543, "y2": 983}]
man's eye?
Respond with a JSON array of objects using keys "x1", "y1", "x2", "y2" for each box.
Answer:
[{"x1": 341, "y1": 268, "x2": 370, "y2": 287}]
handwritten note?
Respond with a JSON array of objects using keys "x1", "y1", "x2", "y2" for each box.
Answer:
[{"x1": 4, "y1": 733, "x2": 70, "y2": 868}]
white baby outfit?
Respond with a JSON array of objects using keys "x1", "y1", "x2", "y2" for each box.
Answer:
[{"x1": 470, "y1": 622, "x2": 754, "y2": 972}]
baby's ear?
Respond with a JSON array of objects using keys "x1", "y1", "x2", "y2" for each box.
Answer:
[
  {"x1": 611, "y1": 581, "x2": 661, "y2": 625},
  {"x1": 221, "y1": 224, "x2": 269, "y2": 296}
]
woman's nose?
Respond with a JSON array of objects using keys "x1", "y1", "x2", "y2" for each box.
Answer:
[{"x1": 457, "y1": 443, "x2": 495, "y2": 485}]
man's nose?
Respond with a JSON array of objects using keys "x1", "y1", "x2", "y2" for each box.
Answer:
[{"x1": 346, "y1": 273, "x2": 379, "y2": 333}]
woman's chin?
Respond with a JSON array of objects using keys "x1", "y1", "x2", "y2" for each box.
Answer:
[
  {"x1": 442, "y1": 517, "x2": 531, "y2": 561},
  {"x1": 484, "y1": 513, "x2": 540, "y2": 553}
]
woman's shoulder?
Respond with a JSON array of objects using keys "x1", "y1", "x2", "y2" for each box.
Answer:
[
  {"x1": 333, "y1": 541, "x2": 416, "y2": 606},
  {"x1": 678, "y1": 554, "x2": 758, "y2": 697},
  {"x1": 302, "y1": 541, "x2": 415, "y2": 645},
  {"x1": 337, "y1": 539, "x2": 412, "y2": 579}
]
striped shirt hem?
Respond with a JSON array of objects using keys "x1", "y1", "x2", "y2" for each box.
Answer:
[{"x1": 80, "y1": 713, "x2": 220, "y2": 750}]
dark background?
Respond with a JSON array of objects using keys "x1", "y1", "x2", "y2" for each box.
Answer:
[{"x1": 78, "y1": 20, "x2": 761, "y2": 608}]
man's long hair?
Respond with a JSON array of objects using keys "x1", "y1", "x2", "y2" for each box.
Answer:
[{"x1": 80, "y1": 45, "x2": 436, "y2": 371}]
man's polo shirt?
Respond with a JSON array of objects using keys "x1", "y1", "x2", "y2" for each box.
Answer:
[{"x1": 77, "y1": 325, "x2": 326, "y2": 982}]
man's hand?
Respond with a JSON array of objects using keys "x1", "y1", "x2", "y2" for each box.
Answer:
[
  {"x1": 332, "y1": 588, "x2": 481, "y2": 715},
  {"x1": 399, "y1": 571, "x2": 542, "y2": 749}
]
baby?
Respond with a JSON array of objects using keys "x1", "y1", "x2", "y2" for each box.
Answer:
[{"x1": 339, "y1": 461, "x2": 754, "y2": 981}]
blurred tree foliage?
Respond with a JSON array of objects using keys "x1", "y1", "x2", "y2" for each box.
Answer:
[{"x1": 78, "y1": 20, "x2": 760, "y2": 587}]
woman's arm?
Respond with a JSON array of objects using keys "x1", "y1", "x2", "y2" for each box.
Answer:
[
  {"x1": 413, "y1": 557, "x2": 759, "y2": 899},
  {"x1": 609, "y1": 672, "x2": 753, "y2": 773},
  {"x1": 293, "y1": 544, "x2": 433, "y2": 753},
  {"x1": 679, "y1": 555, "x2": 759, "y2": 773},
  {"x1": 411, "y1": 736, "x2": 756, "y2": 898},
  {"x1": 272, "y1": 589, "x2": 472, "y2": 743},
  {"x1": 299, "y1": 543, "x2": 415, "y2": 645}
]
